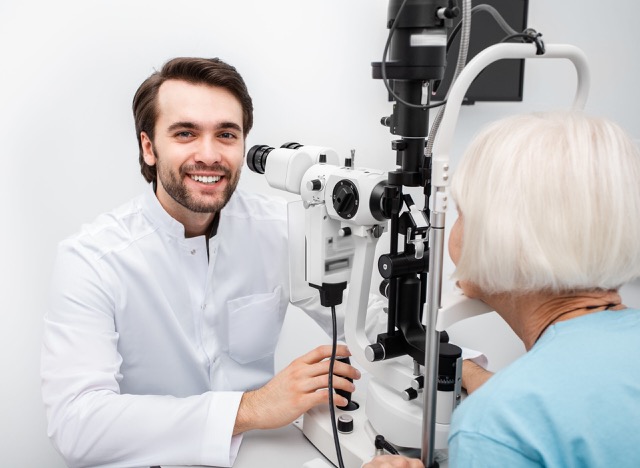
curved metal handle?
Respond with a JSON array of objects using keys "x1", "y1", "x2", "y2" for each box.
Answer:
[{"x1": 432, "y1": 42, "x2": 591, "y2": 184}]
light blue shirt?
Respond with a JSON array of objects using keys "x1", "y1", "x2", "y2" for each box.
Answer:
[{"x1": 449, "y1": 308, "x2": 640, "y2": 467}]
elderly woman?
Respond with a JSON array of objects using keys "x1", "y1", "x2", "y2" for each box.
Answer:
[{"x1": 365, "y1": 111, "x2": 640, "y2": 467}]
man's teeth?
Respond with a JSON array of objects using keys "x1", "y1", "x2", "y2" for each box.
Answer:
[{"x1": 191, "y1": 175, "x2": 221, "y2": 184}]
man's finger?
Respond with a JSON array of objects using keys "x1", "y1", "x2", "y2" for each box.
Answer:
[
  {"x1": 303, "y1": 374, "x2": 356, "y2": 393},
  {"x1": 304, "y1": 359, "x2": 361, "y2": 380},
  {"x1": 299, "y1": 344, "x2": 351, "y2": 364}
]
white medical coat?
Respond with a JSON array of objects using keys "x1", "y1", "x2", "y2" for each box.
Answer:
[{"x1": 41, "y1": 185, "x2": 381, "y2": 468}]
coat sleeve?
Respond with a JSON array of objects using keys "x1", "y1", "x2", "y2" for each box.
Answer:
[{"x1": 41, "y1": 241, "x2": 243, "y2": 468}]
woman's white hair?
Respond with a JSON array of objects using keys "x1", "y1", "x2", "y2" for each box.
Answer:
[{"x1": 450, "y1": 110, "x2": 640, "y2": 293}]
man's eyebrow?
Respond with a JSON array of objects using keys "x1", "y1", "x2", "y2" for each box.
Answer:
[
  {"x1": 216, "y1": 121, "x2": 243, "y2": 132},
  {"x1": 165, "y1": 121, "x2": 243, "y2": 133},
  {"x1": 167, "y1": 121, "x2": 201, "y2": 133}
]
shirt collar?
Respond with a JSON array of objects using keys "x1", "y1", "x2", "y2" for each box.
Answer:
[
  {"x1": 141, "y1": 183, "x2": 227, "y2": 240},
  {"x1": 141, "y1": 183, "x2": 186, "y2": 238}
]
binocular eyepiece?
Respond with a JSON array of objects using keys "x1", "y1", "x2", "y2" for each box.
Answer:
[{"x1": 247, "y1": 142, "x2": 303, "y2": 174}]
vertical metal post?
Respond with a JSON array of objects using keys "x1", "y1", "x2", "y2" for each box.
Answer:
[{"x1": 421, "y1": 209, "x2": 445, "y2": 467}]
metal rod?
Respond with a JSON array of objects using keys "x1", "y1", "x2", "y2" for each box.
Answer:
[{"x1": 422, "y1": 209, "x2": 445, "y2": 467}]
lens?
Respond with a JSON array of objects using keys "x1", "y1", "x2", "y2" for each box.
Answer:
[{"x1": 247, "y1": 145, "x2": 274, "y2": 174}]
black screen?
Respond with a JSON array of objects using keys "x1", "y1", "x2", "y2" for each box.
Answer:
[{"x1": 433, "y1": 0, "x2": 529, "y2": 104}]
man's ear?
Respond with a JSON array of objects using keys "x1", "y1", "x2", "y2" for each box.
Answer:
[{"x1": 141, "y1": 132, "x2": 157, "y2": 166}]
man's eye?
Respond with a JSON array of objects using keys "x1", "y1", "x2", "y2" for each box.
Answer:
[
  {"x1": 220, "y1": 132, "x2": 237, "y2": 139},
  {"x1": 176, "y1": 131, "x2": 194, "y2": 138}
]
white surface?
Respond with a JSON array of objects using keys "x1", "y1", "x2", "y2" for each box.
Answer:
[
  {"x1": 163, "y1": 424, "x2": 325, "y2": 468},
  {"x1": 2, "y1": 0, "x2": 640, "y2": 466},
  {"x1": 303, "y1": 388, "x2": 451, "y2": 468},
  {"x1": 302, "y1": 458, "x2": 336, "y2": 468},
  {"x1": 303, "y1": 403, "x2": 377, "y2": 468}
]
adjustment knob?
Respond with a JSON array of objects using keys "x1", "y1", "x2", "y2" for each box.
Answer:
[
  {"x1": 337, "y1": 415, "x2": 354, "y2": 434},
  {"x1": 379, "y1": 279, "x2": 390, "y2": 298},
  {"x1": 411, "y1": 375, "x2": 424, "y2": 390},
  {"x1": 332, "y1": 180, "x2": 359, "y2": 219},
  {"x1": 402, "y1": 387, "x2": 419, "y2": 401},
  {"x1": 307, "y1": 179, "x2": 323, "y2": 191},
  {"x1": 365, "y1": 343, "x2": 385, "y2": 362}
]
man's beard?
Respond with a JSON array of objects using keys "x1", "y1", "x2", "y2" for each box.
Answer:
[{"x1": 157, "y1": 159, "x2": 241, "y2": 214}]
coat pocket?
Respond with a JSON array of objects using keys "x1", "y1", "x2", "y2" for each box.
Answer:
[{"x1": 227, "y1": 286, "x2": 282, "y2": 364}]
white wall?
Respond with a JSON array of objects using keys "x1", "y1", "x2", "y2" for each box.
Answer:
[{"x1": 2, "y1": 0, "x2": 639, "y2": 466}]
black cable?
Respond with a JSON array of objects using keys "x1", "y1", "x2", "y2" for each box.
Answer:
[
  {"x1": 446, "y1": 13, "x2": 464, "y2": 52},
  {"x1": 500, "y1": 33, "x2": 530, "y2": 43},
  {"x1": 446, "y1": 5, "x2": 542, "y2": 52},
  {"x1": 500, "y1": 32, "x2": 536, "y2": 43},
  {"x1": 446, "y1": 4, "x2": 518, "y2": 52},
  {"x1": 501, "y1": 31, "x2": 545, "y2": 55},
  {"x1": 439, "y1": 7, "x2": 543, "y2": 96},
  {"x1": 381, "y1": 0, "x2": 447, "y2": 110},
  {"x1": 328, "y1": 304, "x2": 346, "y2": 468}
]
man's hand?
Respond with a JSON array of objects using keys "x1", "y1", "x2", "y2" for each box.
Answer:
[
  {"x1": 363, "y1": 455, "x2": 424, "y2": 467},
  {"x1": 461, "y1": 359, "x2": 494, "y2": 395},
  {"x1": 233, "y1": 344, "x2": 360, "y2": 434}
]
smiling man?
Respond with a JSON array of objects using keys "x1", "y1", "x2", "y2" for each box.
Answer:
[
  {"x1": 139, "y1": 78, "x2": 244, "y2": 236},
  {"x1": 41, "y1": 57, "x2": 371, "y2": 468}
]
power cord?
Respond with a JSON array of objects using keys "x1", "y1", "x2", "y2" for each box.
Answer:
[
  {"x1": 445, "y1": 4, "x2": 544, "y2": 55},
  {"x1": 328, "y1": 304, "x2": 346, "y2": 468},
  {"x1": 445, "y1": 4, "x2": 519, "y2": 52},
  {"x1": 501, "y1": 29, "x2": 545, "y2": 55}
]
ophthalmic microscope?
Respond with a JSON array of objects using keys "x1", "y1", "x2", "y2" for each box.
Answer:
[{"x1": 246, "y1": 1, "x2": 591, "y2": 467}]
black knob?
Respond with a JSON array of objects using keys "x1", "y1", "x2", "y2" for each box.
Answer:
[
  {"x1": 307, "y1": 179, "x2": 322, "y2": 191},
  {"x1": 402, "y1": 387, "x2": 419, "y2": 401},
  {"x1": 438, "y1": 342, "x2": 462, "y2": 392},
  {"x1": 378, "y1": 255, "x2": 393, "y2": 279},
  {"x1": 441, "y1": 6, "x2": 459, "y2": 18},
  {"x1": 365, "y1": 343, "x2": 385, "y2": 362},
  {"x1": 337, "y1": 415, "x2": 354, "y2": 434},
  {"x1": 411, "y1": 375, "x2": 424, "y2": 390},
  {"x1": 391, "y1": 139, "x2": 407, "y2": 151},
  {"x1": 332, "y1": 180, "x2": 359, "y2": 219},
  {"x1": 379, "y1": 279, "x2": 390, "y2": 298},
  {"x1": 334, "y1": 186, "x2": 355, "y2": 214}
]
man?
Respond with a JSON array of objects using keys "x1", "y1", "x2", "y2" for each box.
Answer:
[{"x1": 41, "y1": 57, "x2": 375, "y2": 468}]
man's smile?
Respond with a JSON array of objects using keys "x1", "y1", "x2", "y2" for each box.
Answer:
[{"x1": 190, "y1": 174, "x2": 222, "y2": 184}]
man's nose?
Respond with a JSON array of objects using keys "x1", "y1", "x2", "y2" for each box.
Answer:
[{"x1": 194, "y1": 139, "x2": 222, "y2": 166}]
